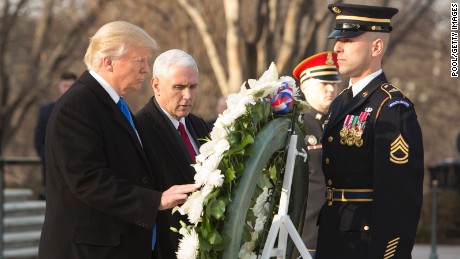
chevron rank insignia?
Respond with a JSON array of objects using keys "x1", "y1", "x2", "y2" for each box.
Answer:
[{"x1": 390, "y1": 134, "x2": 409, "y2": 164}]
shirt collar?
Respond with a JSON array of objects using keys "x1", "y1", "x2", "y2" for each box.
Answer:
[
  {"x1": 160, "y1": 108, "x2": 186, "y2": 130},
  {"x1": 349, "y1": 69, "x2": 382, "y2": 97},
  {"x1": 89, "y1": 70, "x2": 120, "y2": 103}
]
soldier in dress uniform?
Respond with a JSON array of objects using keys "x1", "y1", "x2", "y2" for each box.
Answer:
[
  {"x1": 316, "y1": 4, "x2": 424, "y2": 259},
  {"x1": 292, "y1": 51, "x2": 341, "y2": 258}
]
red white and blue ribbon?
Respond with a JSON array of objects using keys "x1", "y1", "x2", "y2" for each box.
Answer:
[{"x1": 270, "y1": 82, "x2": 293, "y2": 115}]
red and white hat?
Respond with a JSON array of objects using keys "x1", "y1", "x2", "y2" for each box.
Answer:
[{"x1": 292, "y1": 51, "x2": 340, "y2": 84}]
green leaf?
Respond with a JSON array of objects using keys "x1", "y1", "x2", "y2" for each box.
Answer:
[
  {"x1": 258, "y1": 173, "x2": 273, "y2": 189},
  {"x1": 241, "y1": 225, "x2": 252, "y2": 243},
  {"x1": 207, "y1": 230, "x2": 223, "y2": 245},
  {"x1": 269, "y1": 161, "x2": 278, "y2": 181},
  {"x1": 210, "y1": 199, "x2": 226, "y2": 220},
  {"x1": 227, "y1": 131, "x2": 241, "y2": 146},
  {"x1": 241, "y1": 134, "x2": 254, "y2": 147},
  {"x1": 248, "y1": 103, "x2": 264, "y2": 125},
  {"x1": 199, "y1": 235, "x2": 213, "y2": 251},
  {"x1": 213, "y1": 235, "x2": 231, "y2": 251},
  {"x1": 203, "y1": 216, "x2": 212, "y2": 232},
  {"x1": 225, "y1": 167, "x2": 236, "y2": 182},
  {"x1": 226, "y1": 145, "x2": 245, "y2": 155}
]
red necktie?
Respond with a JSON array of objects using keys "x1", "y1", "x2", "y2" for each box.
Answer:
[{"x1": 178, "y1": 122, "x2": 197, "y2": 163}]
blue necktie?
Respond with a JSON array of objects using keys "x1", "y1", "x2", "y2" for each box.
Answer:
[
  {"x1": 117, "y1": 97, "x2": 156, "y2": 250},
  {"x1": 117, "y1": 97, "x2": 136, "y2": 130}
]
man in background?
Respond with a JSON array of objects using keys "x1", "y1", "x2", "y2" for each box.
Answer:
[
  {"x1": 38, "y1": 22, "x2": 197, "y2": 259},
  {"x1": 136, "y1": 49, "x2": 209, "y2": 258},
  {"x1": 34, "y1": 71, "x2": 77, "y2": 200},
  {"x1": 292, "y1": 51, "x2": 340, "y2": 258}
]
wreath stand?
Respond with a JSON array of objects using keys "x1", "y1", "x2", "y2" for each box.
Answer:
[{"x1": 260, "y1": 132, "x2": 312, "y2": 259}]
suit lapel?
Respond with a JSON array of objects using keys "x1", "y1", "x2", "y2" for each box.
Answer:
[
  {"x1": 326, "y1": 73, "x2": 388, "y2": 131},
  {"x1": 147, "y1": 98, "x2": 196, "y2": 183}
]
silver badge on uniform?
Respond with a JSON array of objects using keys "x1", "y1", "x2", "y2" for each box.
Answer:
[
  {"x1": 298, "y1": 114, "x2": 304, "y2": 123},
  {"x1": 306, "y1": 135, "x2": 318, "y2": 145}
]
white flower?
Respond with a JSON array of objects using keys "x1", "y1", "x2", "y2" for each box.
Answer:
[
  {"x1": 209, "y1": 123, "x2": 228, "y2": 142},
  {"x1": 278, "y1": 76, "x2": 298, "y2": 95},
  {"x1": 178, "y1": 191, "x2": 205, "y2": 225},
  {"x1": 254, "y1": 215, "x2": 267, "y2": 232},
  {"x1": 176, "y1": 228, "x2": 199, "y2": 259},
  {"x1": 214, "y1": 138, "x2": 230, "y2": 156},
  {"x1": 207, "y1": 169, "x2": 224, "y2": 187},
  {"x1": 224, "y1": 93, "x2": 254, "y2": 122},
  {"x1": 197, "y1": 140, "x2": 216, "y2": 160},
  {"x1": 252, "y1": 187, "x2": 271, "y2": 216},
  {"x1": 200, "y1": 184, "x2": 215, "y2": 198},
  {"x1": 239, "y1": 241, "x2": 256, "y2": 258},
  {"x1": 187, "y1": 192, "x2": 205, "y2": 224},
  {"x1": 258, "y1": 62, "x2": 279, "y2": 83}
]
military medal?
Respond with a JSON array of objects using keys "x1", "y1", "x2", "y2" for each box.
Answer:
[
  {"x1": 340, "y1": 115, "x2": 353, "y2": 145},
  {"x1": 340, "y1": 127, "x2": 348, "y2": 138},
  {"x1": 352, "y1": 110, "x2": 371, "y2": 147},
  {"x1": 340, "y1": 109, "x2": 372, "y2": 147},
  {"x1": 307, "y1": 135, "x2": 318, "y2": 145}
]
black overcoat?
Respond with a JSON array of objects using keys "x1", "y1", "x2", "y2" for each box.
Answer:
[
  {"x1": 136, "y1": 97, "x2": 210, "y2": 259},
  {"x1": 38, "y1": 71, "x2": 162, "y2": 259}
]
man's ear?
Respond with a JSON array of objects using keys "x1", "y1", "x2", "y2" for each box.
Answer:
[
  {"x1": 152, "y1": 77, "x2": 160, "y2": 95},
  {"x1": 372, "y1": 38, "x2": 384, "y2": 57},
  {"x1": 102, "y1": 57, "x2": 114, "y2": 72}
]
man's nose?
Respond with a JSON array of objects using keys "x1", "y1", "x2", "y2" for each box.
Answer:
[{"x1": 334, "y1": 41, "x2": 342, "y2": 53}]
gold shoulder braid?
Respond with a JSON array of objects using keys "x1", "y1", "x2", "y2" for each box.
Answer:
[
  {"x1": 375, "y1": 83, "x2": 404, "y2": 122},
  {"x1": 380, "y1": 83, "x2": 404, "y2": 99}
]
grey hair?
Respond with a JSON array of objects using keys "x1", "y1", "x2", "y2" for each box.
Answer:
[
  {"x1": 83, "y1": 21, "x2": 159, "y2": 71},
  {"x1": 152, "y1": 49, "x2": 198, "y2": 78}
]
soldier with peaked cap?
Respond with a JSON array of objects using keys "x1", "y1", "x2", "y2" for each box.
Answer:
[
  {"x1": 316, "y1": 4, "x2": 424, "y2": 259},
  {"x1": 292, "y1": 51, "x2": 341, "y2": 259}
]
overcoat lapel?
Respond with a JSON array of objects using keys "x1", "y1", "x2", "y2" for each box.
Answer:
[
  {"x1": 146, "y1": 99, "x2": 196, "y2": 183},
  {"x1": 79, "y1": 71, "x2": 147, "y2": 162}
]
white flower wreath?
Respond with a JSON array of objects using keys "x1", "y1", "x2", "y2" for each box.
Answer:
[{"x1": 174, "y1": 63, "x2": 309, "y2": 259}]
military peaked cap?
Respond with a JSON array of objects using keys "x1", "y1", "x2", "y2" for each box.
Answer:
[{"x1": 327, "y1": 3, "x2": 398, "y2": 39}]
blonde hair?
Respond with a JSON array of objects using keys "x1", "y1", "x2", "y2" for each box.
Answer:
[{"x1": 83, "y1": 21, "x2": 159, "y2": 71}]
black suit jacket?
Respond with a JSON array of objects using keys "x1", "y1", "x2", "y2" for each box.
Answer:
[
  {"x1": 136, "y1": 97, "x2": 210, "y2": 259},
  {"x1": 34, "y1": 102, "x2": 55, "y2": 187},
  {"x1": 316, "y1": 72, "x2": 424, "y2": 259},
  {"x1": 38, "y1": 71, "x2": 162, "y2": 259}
]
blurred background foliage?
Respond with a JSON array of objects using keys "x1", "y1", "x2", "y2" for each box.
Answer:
[{"x1": 1, "y1": 0, "x2": 458, "y2": 243}]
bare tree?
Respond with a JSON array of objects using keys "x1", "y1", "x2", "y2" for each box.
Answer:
[
  {"x1": 0, "y1": 0, "x2": 113, "y2": 155},
  {"x1": 175, "y1": 0, "x2": 438, "y2": 96}
]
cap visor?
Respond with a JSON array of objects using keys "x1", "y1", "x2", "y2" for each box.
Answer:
[
  {"x1": 315, "y1": 74, "x2": 341, "y2": 82},
  {"x1": 327, "y1": 30, "x2": 365, "y2": 39}
]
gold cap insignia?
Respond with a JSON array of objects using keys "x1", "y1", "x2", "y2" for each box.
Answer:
[
  {"x1": 332, "y1": 7, "x2": 341, "y2": 14},
  {"x1": 326, "y1": 52, "x2": 334, "y2": 66}
]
